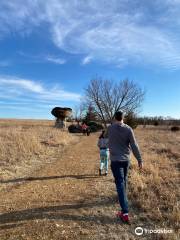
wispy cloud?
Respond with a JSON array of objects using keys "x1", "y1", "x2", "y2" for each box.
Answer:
[
  {"x1": 0, "y1": 75, "x2": 81, "y2": 103},
  {"x1": 17, "y1": 51, "x2": 66, "y2": 65},
  {"x1": 82, "y1": 55, "x2": 93, "y2": 65},
  {"x1": 0, "y1": 78, "x2": 44, "y2": 93},
  {"x1": 45, "y1": 55, "x2": 66, "y2": 65},
  {"x1": 1, "y1": 0, "x2": 180, "y2": 69}
]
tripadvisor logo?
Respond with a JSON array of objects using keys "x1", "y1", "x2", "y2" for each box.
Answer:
[
  {"x1": 135, "y1": 227, "x2": 173, "y2": 236},
  {"x1": 135, "y1": 227, "x2": 143, "y2": 236}
]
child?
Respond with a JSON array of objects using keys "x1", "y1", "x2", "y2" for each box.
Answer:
[
  {"x1": 81, "y1": 122, "x2": 88, "y2": 135},
  {"x1": 97, "y1": 130, "x2": 109, "y2": 176},
  {"x1": 86, "y1": 126, "x2": 91, "y2": 136}
]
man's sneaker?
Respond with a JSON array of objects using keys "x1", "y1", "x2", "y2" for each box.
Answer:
[
  {"x1": 116, "y1": 211, "x2": 129, "y2": 223},
  {"x1": 105, "y1": 172, "x2": 108, "y2": 176},
  {"x1": 99, "y1": 169, "x2": 102, "y2": 176},
  {"x1": 121, "y1": 213, "x2": 129, "y2": 223}
]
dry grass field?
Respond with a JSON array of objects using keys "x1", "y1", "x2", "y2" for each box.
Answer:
[
  {"x1": 0, "y1": 119, "x2": 74, "y2": 185},
  {"x1": 129, "y1": 127, "x2": 179, "y2": 239},
  {"x1": 0, "y1": 120, "x2": 179, "y2": 240}
]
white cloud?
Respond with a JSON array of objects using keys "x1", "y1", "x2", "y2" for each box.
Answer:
[
  {"x1": 45, "y1": 55, "x2": 66, "y2": 65},
  {"x1": 0, "y1": 76, "x2": 81, "y2": 102},
  {"x1": 82, "y1": 55, "x2": 93, "y2": 65},
  {"x1": 1, "y1": 0, "x2": 180, "y2": 69},
  {"x1": 0, "y1": 75, "x2": 80, "y2": 118},
  {"x1": 17, "y1": 51, "x2": 67, "y2": 65},
  {"x1": 0, "y1": 77, "x2": 44, "y2": 93}
]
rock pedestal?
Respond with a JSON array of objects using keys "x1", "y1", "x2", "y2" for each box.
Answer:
[
  {"x1": 55, "y1": 118, "x2": 66, "y2": 128},
  {"x1": 51, "y1": 107, "x2": 72, "y2": 129}
]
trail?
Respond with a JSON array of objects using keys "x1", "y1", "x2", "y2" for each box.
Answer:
[{"x1": 0, "y1": 133, "x2": 144, "y2": 240}]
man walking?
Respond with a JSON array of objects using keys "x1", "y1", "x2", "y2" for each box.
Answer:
[{"x1": 107, "y1": 111, "x2": 143, "y2": 223}]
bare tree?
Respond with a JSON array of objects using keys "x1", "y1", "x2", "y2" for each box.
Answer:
[
  {"x1": 85, "y1": 78, "x2": 145, "y2": 126},
  {"x1": 73, "y1": 103, "x2": 86, "y2": 124}
]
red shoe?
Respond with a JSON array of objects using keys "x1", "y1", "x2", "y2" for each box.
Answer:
[
  {"x1": 116, "y1": 211, "x2": 129, "y2": 223},
  {"x1": 121, "y1": 214, "x2": 129, "y2": 223}
]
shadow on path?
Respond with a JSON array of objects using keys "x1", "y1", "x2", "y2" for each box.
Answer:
[
  {"x1": 0, "y1": 174, "x2": 99, "y2": 184},
  {"x1": 0, "y1": 223, "x2": 24, "y2": 230},
  {"x1": 0, "y1": 196, "x2": 118, "y2": 230}
]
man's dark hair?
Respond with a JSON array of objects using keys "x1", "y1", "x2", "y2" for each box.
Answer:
[{"x1": 114, "y1": 111, "x2": 124, "y2": 121}]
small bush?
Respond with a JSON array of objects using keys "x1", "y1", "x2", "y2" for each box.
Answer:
[
  {"x1": 68, "y1": 124, "x2": 82, "y2": 133},
  {"x1": 154, "y1": 121, "x2": 159, "y2": 126},
  {"x1": 87, "y1": 121, "x2": 103, "y2": 132},
  {"x1": 125, "y1": 113, "x2": 138, "y2": 129},
  {"x1": 171, "y1": 126, "x2": 179, "y2": 132}
]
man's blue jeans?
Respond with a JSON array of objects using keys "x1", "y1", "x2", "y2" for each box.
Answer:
[{"x1": 111, "y1": 161, "x2": 129, "y2": 214}]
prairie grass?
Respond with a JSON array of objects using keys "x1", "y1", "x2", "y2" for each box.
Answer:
[
  {"x1": 0, "y1": 119, "x2": 74, "y2": 180},
  {"x1": 129, "y1": 127, "x2": 180, "y2": 239}
]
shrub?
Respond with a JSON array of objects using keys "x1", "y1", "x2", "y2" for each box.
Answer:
[
  {"x1": 87, "y1": 121, "x2": 103, "y2": 132},
  {"x1": 124, "y1": 112, "x2": 138, "y2": 129},
  {"x1": 154, "y1": 120, "x2": 159, "y2": 126},
  {"x1": 171, "y1": 126, "x2": 179, "y2": 132},
  {"x1": 68, "y1": 124, "x2": 82, "y2": 133}
]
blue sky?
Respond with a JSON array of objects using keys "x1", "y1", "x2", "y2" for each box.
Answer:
[{"x1": 0, "y1": 0, "x2": 180, "y2": 119}]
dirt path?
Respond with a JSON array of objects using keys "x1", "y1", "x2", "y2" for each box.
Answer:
[{"x1": 0, "y1": 133, "x2": 144, "y2": 240}]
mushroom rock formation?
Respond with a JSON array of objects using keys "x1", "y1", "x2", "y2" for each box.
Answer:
[{"x1": 51, "y1": 107, "x2": 72, "y2": 128}]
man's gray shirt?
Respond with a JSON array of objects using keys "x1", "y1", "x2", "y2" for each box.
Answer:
[{"x1": 107, "y1": 122, "x2": 142, "y2": 163}]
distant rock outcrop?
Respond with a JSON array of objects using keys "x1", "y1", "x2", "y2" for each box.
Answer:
[{"x1": 51, "y1": 107, "x2": 72, "y2": 128}]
